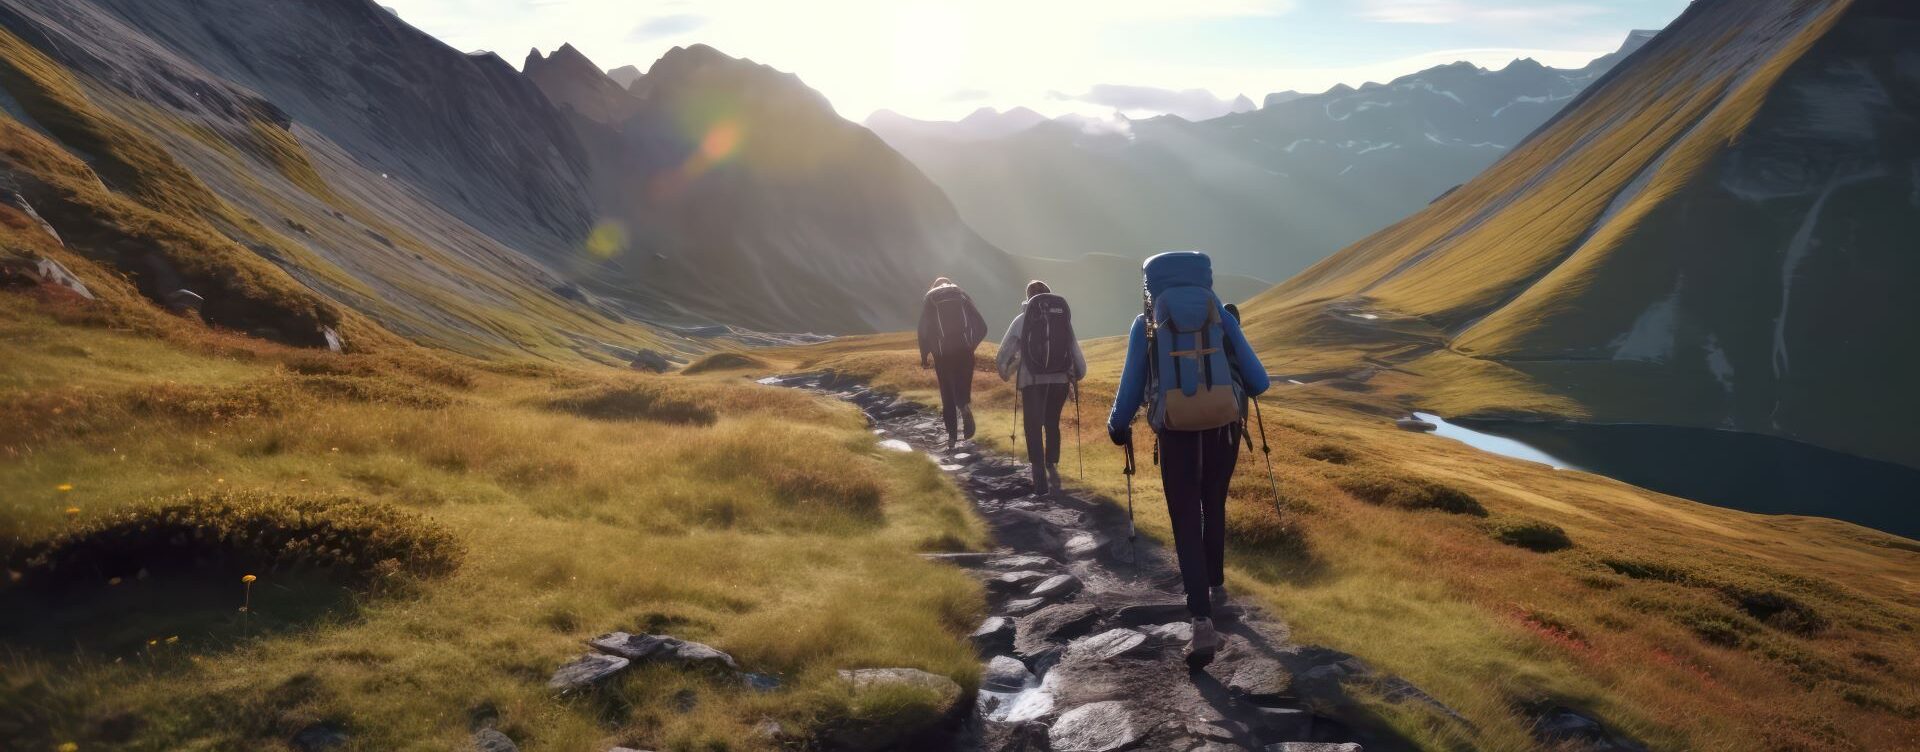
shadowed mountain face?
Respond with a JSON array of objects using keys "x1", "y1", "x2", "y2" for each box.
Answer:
[
  {"x1": 1247, "y1": 0, "x2": 1920, "y2": 469},
  {"x1": 0, "y1": 0, "x2": 1016, "y2": 350},
  {"x1": 868, "y1": 35, "x2": 1653, "y2": 282}
]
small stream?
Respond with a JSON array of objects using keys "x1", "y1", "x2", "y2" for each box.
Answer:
[{"x1": 1418, "y1": 413, "x2": 1920, "y2": 540}]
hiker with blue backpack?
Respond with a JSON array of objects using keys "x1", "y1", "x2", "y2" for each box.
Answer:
[
  {"x1": 1107, "y1": 252, "x2": 1270, "y2": 669},
  {"x1": 996, "y1": 280, "x2": 1087, "y2": 497},
  {"x1": 919, "y1": 277, "x2": 989, "y2": 450}
]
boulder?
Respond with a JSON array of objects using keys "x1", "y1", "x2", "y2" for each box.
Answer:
[
  {"x1": 1394, "y1": 417, "x2": 1437, "y2": 433},
  {"x1": 629, "y1": 349, "x2": 671, "y2": 372},
  {"x1": 877, "y1": 439, "x2": 914, "y2": 453},
  {"x1": 3, "y1": 192, "x2": 62, "y2": 244},
  {"x1": 1049, "y1": 701, "x2": 1145, "y2": 752},
  {"x1": 548, "y1": 653, "x2": 629, "y2": 691},
  {"x1": 983, "y1": 655, "x2": 1034, "y2": 691},
  {"x1": 320, "y1": 326, "x2": 343, "y2": 353},
  {"x1": 970, "y1": 616, "x2": 1017, "y2": 655},
  {"x1": 470, "y1": 729, "x2": 519, "y2": 752},
  {"x1": 1003, "y1": 597, "x2": 1047, "y2": 616}
]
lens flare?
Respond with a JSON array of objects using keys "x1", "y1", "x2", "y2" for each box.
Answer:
[
  {"x1": 701, "y1": 119, "x2": 742, "y2": 162},
  {"x1": 584, "y1": 220, "x2": 628, "y2": 260}
]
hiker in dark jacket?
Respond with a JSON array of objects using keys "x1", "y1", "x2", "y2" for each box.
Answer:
[
  {"x1": 996, "y1": 280, "x2": 1087, "y2": 496},
  {"x1": 1108, "y1": 252, "x2": 1269, "y2": 669},
  {"x1": 919, "y1": 277, "x2": 989, "y2": 449}
]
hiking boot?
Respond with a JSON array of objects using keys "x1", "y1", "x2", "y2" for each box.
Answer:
[
  {"x1": 961, "y1": 406, "x2": 976, "y2": 440},
  {"x1": 1185, "y1": 617, "x2": 1219, "y2": 669},
  {"x1": 1047, "y1": 464, "x2": 1062, "y2": 493},
  {"x1": 1210, "y1": 586, "x2": 1235, "y2": 621},
  {"x1": 1031, "y1": 467, "x2": 1048, "y2": 497}
]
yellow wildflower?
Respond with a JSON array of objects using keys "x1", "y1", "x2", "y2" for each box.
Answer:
[
  {"x1": 55, "y1": 483, "x2": 73, "y2": 492},
  {"x1": 242, "y1": 574, "x2": 257, "y2": 583}
]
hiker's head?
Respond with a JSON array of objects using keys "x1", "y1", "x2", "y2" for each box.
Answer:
[
  {"x1": 1025, "y1": 280, "x2": 1051, "y2": 299},
  {"x1": 1224, "y1": 303, "x2": 1242, "y2": 323},
  {"x1": 930, "y1": 276, "x2": 953, "y2": 291}
]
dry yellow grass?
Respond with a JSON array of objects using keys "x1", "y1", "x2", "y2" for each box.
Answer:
[
  {"x1": 771, "y1": 320, "x2": 1920, "y2": 751},
  {"x1": 0, "y1": 294, "x2": 991, "y2": 751}
]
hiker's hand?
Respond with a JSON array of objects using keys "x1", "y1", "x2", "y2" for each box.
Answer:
[{"x1": 1109, "y1": 424, "x2": 1131, "y2": 447}]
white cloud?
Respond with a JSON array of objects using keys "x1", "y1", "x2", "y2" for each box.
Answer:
[{"x1": 1360, "y1": 0, "x2": 1608, "y2": 25}]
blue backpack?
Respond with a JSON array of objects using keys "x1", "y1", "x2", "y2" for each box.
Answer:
[{"x1": 1144, "y1": 252, "x2": 1243, "y2": 432}]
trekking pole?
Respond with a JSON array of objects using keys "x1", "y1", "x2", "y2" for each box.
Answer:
[
  {"x1": 1123, "y1": 440, "x2": 1139, "y2": 576},
  {"x1": 1010, "y1": 386, "x2": 1020, "y2": 447},
  {"x1": 1251, "y1": 396, "x2": 1283, "y2": 519}
]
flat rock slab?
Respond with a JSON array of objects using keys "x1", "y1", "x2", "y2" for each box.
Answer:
[
  {"x1": 1067, "y1": 628, "x2": 1149, "y2": 662},
  {"x1": 991, "y1": 570, "x2": 1053, "y2": 592},
  {"x1": 1030, "y1": 573, "x2": 1084, "y2": 600},
  {"x1": 548, "y1": 653, "x2": 629, "y2": 691},
  {"x1": 589, "y1": 633, "x2": 739, "y2": 672},
  {"x1": 1229, "y1": 659, "x2": 1292, "y2": 702},
  {"x1": 1015, "y1": 604, "x2": 1102, "y2": 659},
  {"x1": 1004, "y1": 597, "x2": 1048, "y2": 616},
  {"x1": 1115, "y1": 602, "x2": 1192, "y2": 626},
  {"x1": 1050, "y1": 700, "x2": 1146, "y2": 752},
  {"x1": 1144, "y1": 621, "x2": 1193, "y2": 644},
  {"x1": 987, "y1": 555, "x2": 1059, "y2": 570}
]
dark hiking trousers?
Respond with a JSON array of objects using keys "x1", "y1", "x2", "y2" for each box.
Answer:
[
  {"x1": 1159, "y1": 424, "x2": 1241, "y2": 619},
  {"x1": 1021, "y1": 383, "x2": 1070, "y2": 481},
  {"x1": 933, "y1": 349, "x2": 976, "y2": 441}
]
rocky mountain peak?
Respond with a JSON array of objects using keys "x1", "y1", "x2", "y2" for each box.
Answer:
[{"x1": 607, "y1": 64, "x2": 643, "y2": 89}]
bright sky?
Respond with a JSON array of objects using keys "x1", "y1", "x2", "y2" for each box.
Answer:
[{"x1": 383, "y1": 0, "x2": 1691, "y2": 121}]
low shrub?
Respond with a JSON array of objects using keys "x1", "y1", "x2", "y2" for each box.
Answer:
[
  {"x1": 8, "y1": 491, "x2": 463, "y2": 591},
  {"x1": 1334, "y1": 467, "x2": 1487, "y2": 516},
  {"x1": 682, "y1": 351, "x2": 770, "y2": 375},
  {"x1": 541, "y1": 380, "x2": 718, "y2": 425},
  {"x1": 1488, "y1": 518, "x2": 1573, "y2": 552},
  {"x1": 290, "y1": 374, "x2": 452, "y2": 409},
  {"x1": 1300, "y1": 442, "x2": 1356, "y2": 464}
]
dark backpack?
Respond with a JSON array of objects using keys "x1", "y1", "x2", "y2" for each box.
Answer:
[
  {"x1": 927, "y1": 286, "x2": 977, "y2": 352},
  {"x1": 1021, "y1": 293, "x2": 1075, "y2": 375}
]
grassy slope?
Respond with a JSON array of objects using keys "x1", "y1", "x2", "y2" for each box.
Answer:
[{"x1": 774, "y1": 332, "x2": 1920, "y2": 752}]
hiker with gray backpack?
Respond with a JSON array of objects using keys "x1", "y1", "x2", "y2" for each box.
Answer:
[
  {"x1": 1107, "y1": 252, "x2": 1270, "y2": 669},
  {"x1": 919, "y1": 277, "x2": 989, "y2": 450},
  {"x1": 996, "y1": 280, "x2": 1087, "y2": 497}
]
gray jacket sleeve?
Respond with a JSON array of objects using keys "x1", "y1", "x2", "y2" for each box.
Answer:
[{"x1": 996, "y1": 313, "x2": 1024, "y2": 381}]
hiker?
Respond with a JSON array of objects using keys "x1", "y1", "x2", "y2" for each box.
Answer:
[
  {"x1": 919, "y1": 277, "x2": 988, "y2": 449},
  {"x1": 996, "y1": 280, "x2": 1087, "y2": 496},
  {"x1": 1107, "y1": 252, "x2": 1269, "y2": 669}
]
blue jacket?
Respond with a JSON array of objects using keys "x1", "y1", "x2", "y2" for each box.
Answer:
[{"x1": 1107, "y1": 303, "x2": 1270, "y2": 434}]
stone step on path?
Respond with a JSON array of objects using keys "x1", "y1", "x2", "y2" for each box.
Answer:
[{"x1": 768, "y1": 372, "x2": 1384, "y2": 752}]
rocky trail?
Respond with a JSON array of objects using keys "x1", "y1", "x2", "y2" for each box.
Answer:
[{"x1": 764, "y1": 371, "x2": 1453, "y2": 752}]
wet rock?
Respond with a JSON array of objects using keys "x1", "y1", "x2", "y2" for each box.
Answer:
[
  {"x1": 877, "y1": 439, "x2": 914, "y2": 453},
  {"x1": 985, "y1": 720, "x2": 1052, "y2": 752},
  {"x1": 1030, "y1": 573, "x2": 1083, "y2": 600},
  {"x1": 1049, "y1": 700, "x2": 1145, "y2": 752},
  {"x1": 983, "y1": 655, "x2": 1034, "y2": 691},
  {"x1": 1067, "y1": 628, "x2": 1148, "y2": 661},
  {"x1": 991, "y1": 570, "x2": 1052, "y2": 593},
  {"x1": 1, "y1": 254, "x2": 94, "y2": 300},
  {"x1": 1394, "y1": 417, "x2": 1437, "y2": 433},
  {"x1": 164, "y1": 289, "x2": 204, "y2": 314},
  {"x1": 548, "y1": 653, "x2": 629, "y2": 691},
  {"x1": 470, "y1": 728, "x2": 518, "y2": 752},
  {"x1": 971, "y1": 616, "x2": 1017, "y2": 655},
  {"x1": 588, "y1": 632, "x2": 739, "y2": 672},
  {"x1": 1264, "y1": 744, "x2": 1361, "y2": 752},
  {"x1": 1228, "y1": 660, "x2": 1291, "y2": 702},
  {"x1": 629, "y1": 349, "x2": 671, "y2": 372}
]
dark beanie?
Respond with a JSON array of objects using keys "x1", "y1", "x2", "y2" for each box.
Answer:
[{"x1": 1025, "y1": 280, "x2": 1051, "y2": 298}]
